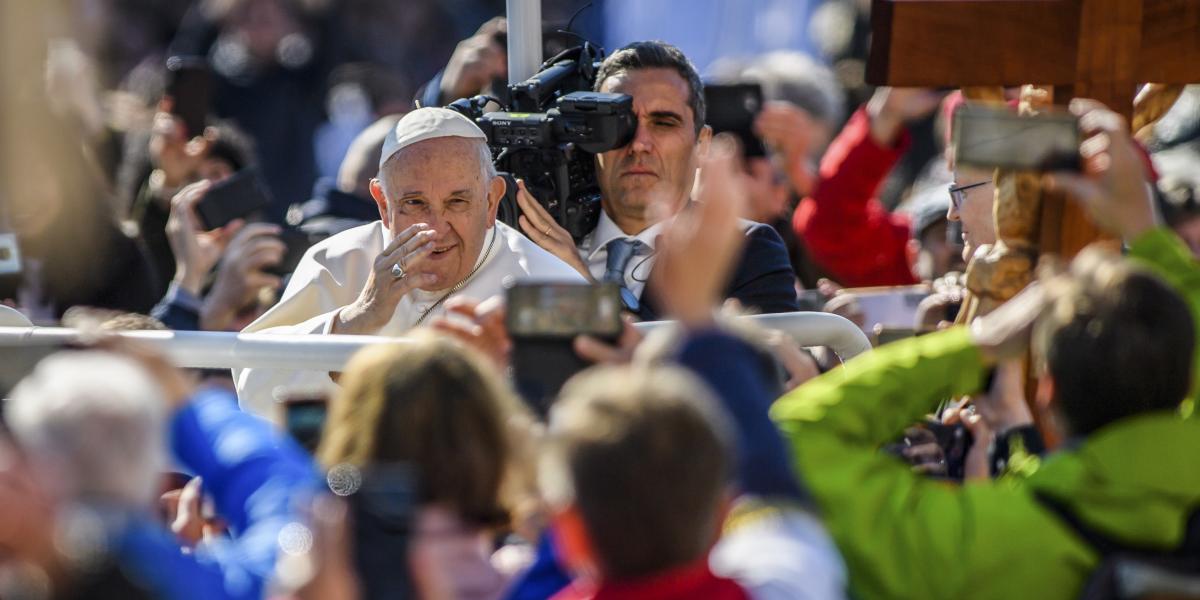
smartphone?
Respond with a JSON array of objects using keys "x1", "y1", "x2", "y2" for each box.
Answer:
[
  {"x1": 507, "y1": 282, "x2": 622, "y2": 415},
  {"x1": 953, "y1": 104, "x2": 1080, "y2": 171},
  {"x1": 350, "y1": 464, "x2": 416, "y2": 599},
  {"x1": 165, "y1": 55, "x2": 212, "y2": 139},
  {"x1": 506, "y1": 282, "x2": 623, "y2": 339},
  {"x1": 704, "y1": 83, "x2": 766, "y2": 158},
  {"x1": 196, "y1": 169, "x2": 273, "y2": 230},
  {"x1": 266, "y1": 228, "x2": 313, "y2": 277},
  {"x1": 797, "y1": 288, "x2": 829, "y2": 312},
  {"x1": 280, "y1": 394, "x2": 328, "y2": 454}
]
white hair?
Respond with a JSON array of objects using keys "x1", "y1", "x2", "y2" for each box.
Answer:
[{"x1": 6, "y1": 351, "x2": 167, "y2": 506}]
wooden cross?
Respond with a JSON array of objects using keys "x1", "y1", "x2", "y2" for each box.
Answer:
[
  {"x1": 868, "y1": 0, "x2": 1200, "y2": 260},
  {"x1": 868, "y1": 0, "x2": 1200, "y2": 445}
]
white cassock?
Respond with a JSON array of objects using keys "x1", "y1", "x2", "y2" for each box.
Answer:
[{"x1": 234, "y1": 220, "x2": 585, "y2": 416}]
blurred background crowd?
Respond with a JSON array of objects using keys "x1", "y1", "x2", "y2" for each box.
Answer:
[{"x1": 1, "y1": 1, "x2": 1200, "y2": 599}]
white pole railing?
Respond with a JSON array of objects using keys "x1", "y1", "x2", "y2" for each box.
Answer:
[
  {"x1": 506, "y1": 0, "x2": 543, "y2": 84},
  {"x1": 0, "y1": 313, "x2": 870, "y2": 371}
]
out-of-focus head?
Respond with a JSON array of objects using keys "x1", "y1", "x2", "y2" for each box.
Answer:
[
  {"x1": 319, "y1": 333, "x2": 525, "y2": 528},
  {"x1": 369, "y1": 108, "x2": 504, "y2": 292},
  {"x1": 593, "y1": 41, "x2": 712, "y2": 232},
  {"x1": 196, "y1": 120, "x2": 256, "y2": 184},
  {"x1": 1033, "y1": 248, "x2": 1195, "y2": 437},
  {"x1": 948, "y1": 165, "x2": 996, "y2": 262},
  {"x1": 744, "y1": 50, "x2": 844, "y2": 149},
  {"x1": 6, "y1": 351, "x2": 167, "y2": 507},
  {"x1": 1156, "y1": 176, "x2": 1200, "y2": 259},
  {"x1": 907, "y1": 169, "x2": 965, "y2": 281},
  {"x1": 541, "y1": 365, "x2": 732, "y2": 581},
  {"x1": 338, "y1": 114, "x2": 402, "y2": 199}
]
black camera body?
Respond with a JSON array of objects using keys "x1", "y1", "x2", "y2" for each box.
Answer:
[{"x1": 448, "y1": 44, "x2": 636, "y2": 241}]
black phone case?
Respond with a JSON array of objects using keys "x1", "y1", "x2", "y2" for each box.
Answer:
[{"x1": 196, "y1": 170, "x2": 272, "y2": 230}]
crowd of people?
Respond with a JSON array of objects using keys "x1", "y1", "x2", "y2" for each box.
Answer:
[{"x1": 2, "y1": 1, "x2": 1200, "y2": 599}]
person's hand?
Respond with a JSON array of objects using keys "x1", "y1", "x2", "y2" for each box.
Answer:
[
  {"x1": 652, "y1": 134, "x2": 748, "y2": 326},
  {"x1": 573, "y1": 314, "x2": 644, "y2": 365},
  {"x1": 439, "y1": 17, "x2": 507, "y2": 103},
  {"x1": 900, "y1": 426, "x2": 947, "y2": 476},
  {"x1": 162, "y1": 476, "x2": 206, "y2": 546},
  {"x1": 866, "y1": 87, "x2": 945, "y2": 147},
  {"x1": 431, "y1": 295, "x2": 511, "y2": 370},
  {"x1": 0, "y1": 444, "x2": 57, "y2": 568},
  {"x1": 972, "y1": 359, "x2": 1034, "y2": 433},
  {"x1": 763, "y1": 329, "x2": 821, "y2": 391},
  {"x1": 970, "y1": 281, "x2": 1048, "y2": 363},
  {"x1": 166, "y1": 181, "x2": 244, "y2": 296},
  {"x1": 1043, "y1": 99, "x2": 1159, "y2": 242},
  {"x1": 200, "y1": 223, "x2": 285, "y2": 331},
  {"x1": 754, "y1": 101, "x2": 818, "y2": 196},
  {"x1": 149, "y1": 99, "x2": 209, "y2": 191},
  {"x1": 333, "y1": 224, "x2": 439, "y2": 335},
  {"x1": 942, "y1": 405, "x2": 994, "y2": 481},
  {"x1": 515, "y1": 179, "x2": 593, "y2": 279}
]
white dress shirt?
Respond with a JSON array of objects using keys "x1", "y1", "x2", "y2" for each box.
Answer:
[
  {"x1": 577, "y1": 210, "x2": 666, "y2": 300},
  {"x1": 234, "y1": 220, "x2": 584, "y2": 417}
]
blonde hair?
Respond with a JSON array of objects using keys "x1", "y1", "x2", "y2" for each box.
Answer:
[{"x1": 318, "y1": 333, "x2": 533, "y2": 528}]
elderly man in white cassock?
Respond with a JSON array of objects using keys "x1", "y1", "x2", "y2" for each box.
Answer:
[{"x1": 235, "y1": 108, "x2": 584, "y2": 415}]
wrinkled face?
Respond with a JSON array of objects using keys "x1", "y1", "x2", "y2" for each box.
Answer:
[
  {"x1": 948, "y1": 166, "x2": 997, "y2": 261},
  {"x1": 595, "y1": 68, "x2": 710, "y2": 233},
  {"x1": 371, "y1": 137, "x2": 502, "y2": 292}
]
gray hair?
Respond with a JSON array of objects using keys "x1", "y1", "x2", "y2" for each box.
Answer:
[
  {"x1": 595, "y1": 41, "x2": 706, "y2": 135},
  {"x1": 6, "y1": 352, "x2": 167, "y2": 506},
  {"x1": 743, "y1": 51, "x2": 845, "y2": 127}
]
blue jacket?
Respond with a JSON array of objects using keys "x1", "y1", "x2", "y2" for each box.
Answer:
[
  {"x1": 637, "y1": 222, "x2": 800, "y2": 321},
  {"x1": 109, "y1": 386, "x2": 319, "y2": 599}
]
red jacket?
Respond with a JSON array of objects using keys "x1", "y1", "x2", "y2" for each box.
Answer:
[
  {"x1": 550, "y1": 559, "x2": 749, "y2": 600},
  {"x1": 792, "y1": 107, "x2": 919, "y2": 287}
]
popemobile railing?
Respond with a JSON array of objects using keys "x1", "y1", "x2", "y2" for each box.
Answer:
[{"x1": 0, "y1": 312, "x2": 871, "y2": 372}]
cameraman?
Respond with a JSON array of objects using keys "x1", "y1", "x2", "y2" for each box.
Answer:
[{"x1": 514, "y1": 41, "x2": 799, "y2": 320}]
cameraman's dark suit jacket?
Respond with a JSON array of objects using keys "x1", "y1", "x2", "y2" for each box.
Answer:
[{"x1": 636, "y1": 221, "x2": 799, "y2": 321}]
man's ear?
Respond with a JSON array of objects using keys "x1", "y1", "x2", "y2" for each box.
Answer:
[
  {"x1": 695, "y1": 124, "x2": 714, "y2": 160},
  {"x1": 485, "y1": 174, "x2": 505, "y2": 228},
  {"x1": 551, "y1": 504, "x2": 600, "y2": 582},
  {"x1": 369, "y1": 178, "x2": 390, "y2": 228}
]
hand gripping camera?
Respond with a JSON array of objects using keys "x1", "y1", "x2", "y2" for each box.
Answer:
[{"x1": 448, "y1": 42, "x2": 636, "y2": 241}]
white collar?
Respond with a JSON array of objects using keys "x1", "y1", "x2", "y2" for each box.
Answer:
[{"x1": 585, "y1": 210, "x2": 670, "y2": 261}]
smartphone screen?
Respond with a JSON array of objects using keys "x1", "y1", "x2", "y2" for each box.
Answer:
[
  {"x1": 195, "y1": 169, "x2": 273, "y2": 230},
  {"x1": 703, "y1": 83, "x2": 766, "y2": 157},
  {"x1": 165, "y1": 55, "x2": 212, "y2": 139},
  {"x1": 506, "y1": 282, "x2": 622, "y2": 339},
  {"x1": 282, "y1": 396, "x2": 327, "y2": 454},
  {"x1": 953, "y1": 105, "x2": 1080, "y2": 171}
]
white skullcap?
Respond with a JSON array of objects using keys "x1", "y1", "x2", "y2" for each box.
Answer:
[{"x1": 378, "y1": 107, "x2": 487, "y2": 170}]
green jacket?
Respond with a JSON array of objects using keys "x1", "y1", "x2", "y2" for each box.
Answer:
[{"x1": 770, "y1": 228, "x2": 1200, "y2": 600}]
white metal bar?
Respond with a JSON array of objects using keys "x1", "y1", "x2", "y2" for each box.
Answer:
[
  {"x1": 0, "y1": 313, "x2": 870, "y2": 371},
  {"x1": 506, "y1": 0, "x2": 543, "y2": 84}
]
